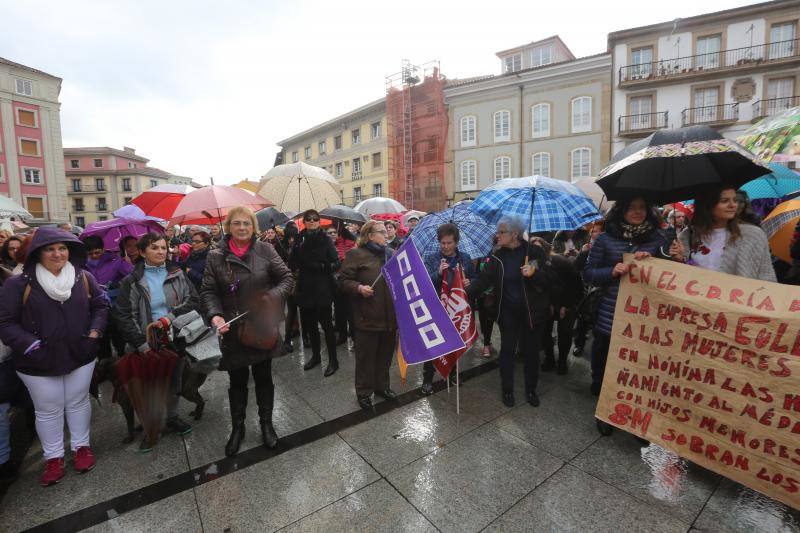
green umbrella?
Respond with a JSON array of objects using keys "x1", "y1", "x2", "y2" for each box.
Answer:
[{"x1": 737, "y1": 106, "x2": 800, "y2": 165}]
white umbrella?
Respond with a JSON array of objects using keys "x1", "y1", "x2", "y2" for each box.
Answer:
[
  {"x1": 258, "y1": 162, "x2": 341, "y2": 213},
  {"x1": 402, "y1": 210, "x2": 426, "y2": 225},
  {"x1": 573, "y1": 178, "x2": 614, "y2": 213},
  {"x1": 355, "y1": 197, "x2": 406, "y2": 217},
  {"x1": 0, "y1": 195, "x2": 32, "y2": 220}
]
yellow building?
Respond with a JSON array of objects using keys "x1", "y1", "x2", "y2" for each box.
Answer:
[
  {"x1": 233, "y1": 179, "x2": 259, "y2": 192},
  {"x1": 277, "y1": 98, "x2": 388, "y2": 206}
]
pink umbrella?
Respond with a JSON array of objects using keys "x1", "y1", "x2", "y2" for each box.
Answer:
[
  {"x1": 169, "y1": 186, "x2": 273, "y2": 225},
  {"x1": 80, "y1": 218, "x2": 165, "y2": 251},
  {"x1": 131, "y1": 184, "x2": 195, "y2": 221}
]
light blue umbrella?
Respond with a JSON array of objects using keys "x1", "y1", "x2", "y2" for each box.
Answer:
[
  {"x1": 469, "y1": 176, "x2": 601, "y2": 233},
  {"x1": 410, "y1": 203, "x2": 494, "y2": 266},
  {"x1": 738, "y1": 163, "x2": 800, "y2": 200}
]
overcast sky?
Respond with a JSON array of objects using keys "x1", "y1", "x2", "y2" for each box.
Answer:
[{"x1": 1, "y1": 0, "x2": 756, "y2": 185}]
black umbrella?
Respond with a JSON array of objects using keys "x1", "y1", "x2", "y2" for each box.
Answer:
[
  {"x1": 597, "y1": 125, "x2": 770, "y2": 204},
  {"x1": 256, "y1": 207, "x2": 289, "y2": 232},
  {"x1": 320, "y1": 204, "x2": 367, "y2": 225}
]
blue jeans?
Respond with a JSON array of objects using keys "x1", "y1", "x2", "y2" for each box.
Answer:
[{"x1": 0, "y1": 402, "x2": 10, "y2": 464}]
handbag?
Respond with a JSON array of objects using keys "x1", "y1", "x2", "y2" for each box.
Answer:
[{"x1": 225, "y1": 261, "x2": 281, "y2": 351}]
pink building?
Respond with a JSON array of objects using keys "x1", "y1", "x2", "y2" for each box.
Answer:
[{"x1": 0, "y1": 57, "x2": 68, "y2": 221}]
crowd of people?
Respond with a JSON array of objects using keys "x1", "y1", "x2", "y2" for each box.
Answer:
[{"x1": 0, "y1": 185, "x2": 784, "y2": 487}]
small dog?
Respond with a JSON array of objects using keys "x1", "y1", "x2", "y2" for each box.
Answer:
[{"x1": 91, "y1": 356, "x2": 208, "y2": 444}]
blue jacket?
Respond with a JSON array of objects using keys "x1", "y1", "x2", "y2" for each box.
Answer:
[
  {"x1": 425, "y1": 250, "x2": 477, "y2": 295},
  {"x1": 179, "y1": 247, "x2": 209, "y2": 290},
  {"x1": 583, "y1": 225, "x2": 667, "y2": 336}
]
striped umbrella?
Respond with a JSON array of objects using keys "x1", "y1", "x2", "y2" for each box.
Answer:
[{"x1": 762, "y1": 199, "x2": 800, "y2": 263}]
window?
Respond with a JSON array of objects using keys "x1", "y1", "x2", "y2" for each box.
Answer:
[
  {"x1": 352, "y1": 158, "x2": 362, "y2": 179},
  {"x1": 98, "y1": 216, "x2": 108, "y2": 221},
  {"x1": 19, "y1": 139, "x2": 40, "y2": 156},
  {"x1": 26, "y1": 197, "x2": 44, "y2": 218},
  {"x1": 372, "y1": 152, "x2": 382, "y2": 169},
  {"x1": 74, "y1": 198, "x2": 84, "y2": 211},
  {"x1": 629, "y1": 95, "x2": 653, "y2": 129},
  {"x1": 571, "y1": 97, "x2": 592, "y2": 133},
  {"x1": 70, "y1": 159, "x2": 79, "y2": 169},
  {"x1": 503, "y1": 54, "x2": 522, "y2": 73},
  {"x1": 460, "y1": 116, "x2": 476, "y2": 147},
  {"x1": 0, "y1": 164, "x2": 4, "y2": 182},
  {"x1": 97, "y1": 198, "x2": 108, "y2": 211},
  {"x1": 318, "y1": 141, "x2": 326, "y2": 155},
  {"x1": 770, "y1": 22, "x2": 796, "y2": 59},
  {"x1": 93, "y1": 158, "x2": 103, "y2": 168},
  {"x1": 532, "y1": 152, "x2": 551, "y2": 177},
  {"x1": 304, "y1": 146, "x2": 311, "y2": 159},
  {"x1": 71, "y1": 179, "x2": 81, "y2": 192},
  {"x1": 460, "y1": 160, "x2": 477, "y2": 189},
  {"x1": 124, "y1": 197, "x2": 133, "y2": 205},
  {"x1": 353, "y1": 187, "x2": 363, "y2": 202},
  {"x1": 696, "y1": 34, "x2": 722, "y2": 69},
  {"x1": 23, "y1": 168, "x2": 42, "y2": 184},
  {"x1": 334, "y1": 135, "x2": 342, "y2": 151},
  {"x1": 494, "y1": 156, "x2": 511, "y2": 181},
  {"x1": 335, "y1": 162, "x2": 343, "y2": 177},
  {"x1": 351, "y1": 128, "x2": 361, "y2": 145},
  {"x1": 76, "y1": 216, "x2": 85, "y2": 227},
  {"x1": 767, "y1": 78, "x2": 795, "y2": 114},
  {"x1": 531, "y1": 46, "x2": 553, "y2": 67},
  {"x1": 128, "y1": 162, "x2": 135, "y2": 169},
  {"x1": 291, "y1": 151, "x2": 298, "y2": 163},
  {"x1": 630, "y1": 46, "x2": 653, "y2": 78},
  {"x1": 15, "y1": 79, "x2": 32, "y2": 96},
  {"x1": 693, "y1": 86, "x2": 720, "y2": 122},
  {"x1": 494, "y1": 110, "x2": 511, "y2": 142},
  {"x1": 122, "y1": 178, "x2": 132, "y2": 191},
  {"x1": 95, "y1": 178, "x2": 105, "y2": 191},
  {"x1": 531, "y1": 103, "x2": 550, "y2": 137},
  {"x1": 16, "y1": 109, "x2": 37, "y2": 127},
  {"x1": 373, "y1": 183, "x2": 382, "y2": 197},
  {"x1": 371, "y1": 122, "x2": 381, "y2": 139},
  {"x1": 571, "y1": 148, "x2": 592, "y2": 180},
  {"x1": 150, "y1": 179, "x2": 158, "y2": 188}
]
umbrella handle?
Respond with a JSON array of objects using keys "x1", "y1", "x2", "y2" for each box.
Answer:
[{"x1": 146, "y1": 323, "x2": 162, "y2": 351}]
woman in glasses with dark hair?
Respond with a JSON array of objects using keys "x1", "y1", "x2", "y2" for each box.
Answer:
[{"x1": 290, "y1": 209, "x2": 341, "y2": 376}]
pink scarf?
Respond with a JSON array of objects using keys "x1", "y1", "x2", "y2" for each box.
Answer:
[{"x1": 229, "y1": 239, "x2": 251, "y2": 258}]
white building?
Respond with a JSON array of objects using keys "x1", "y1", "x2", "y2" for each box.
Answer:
[{"x1": 609, "y1": 0, "x2": 800, "y2": 153}]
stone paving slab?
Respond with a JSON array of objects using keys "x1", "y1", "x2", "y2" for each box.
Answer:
[{"x1": 80, "y1": 489, "x2": 201, "y2": 533}]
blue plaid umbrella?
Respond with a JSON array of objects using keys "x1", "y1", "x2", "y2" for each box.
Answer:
[
  {"x1": 469, "y1": 176, "x2": 601, "y2": 233},
  {"x1": 739, "y1": 163, "x2": 800, "y2": 200},
  {"x1": 410, "y1": 203, "x2": 495, "y2": 264}
]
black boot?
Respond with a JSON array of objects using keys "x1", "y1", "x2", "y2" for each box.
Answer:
[
  {"x1": 324, "y1": 352, "x2": 339, "y2": 377},
  {"x1": 225, "y1": 388, "x2": 247, "y2": 457},
  {"x1": 255, "y1": 385, "x2": 278, "y2": 449},
  {"x1": 303, "y1": 355, "x2": 321, "y2": 371}
]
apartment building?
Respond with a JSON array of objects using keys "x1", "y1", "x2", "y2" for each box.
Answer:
[
  {"x1": 0, "y1": 57, "x2": 69, "y2": 222},
  {"x1": 277, "y1": 99, "x2": 388, "y2": 206},
  {"x1": 445, "y1": 36, "x2": 611, "y2": 201},
  {"x1": 610, "y1": 0, "x2": 800, "y2": 154},
  {"x1": 64, "y1": 146, "x2": 181, "y2": 226}
]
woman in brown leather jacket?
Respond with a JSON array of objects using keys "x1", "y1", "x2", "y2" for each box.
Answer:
[{"x1": 337, "y1": 220, "x2": 397, "y2": 409}]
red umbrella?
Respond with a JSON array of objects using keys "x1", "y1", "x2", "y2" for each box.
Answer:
[
  {"x1": 131, "y1": 184, "x2": 195, "y2": 221},
  {"x1": 169, "y1": 186, "x2": 273, "y2": 226}
]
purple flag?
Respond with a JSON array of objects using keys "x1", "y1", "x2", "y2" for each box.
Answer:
[{"x1": 382, "y1": 238, "x2": 465, "y2": 365}]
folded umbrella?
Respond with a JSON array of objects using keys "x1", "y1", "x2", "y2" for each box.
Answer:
[
  {"x1": 170, "y1": 186, "x2": 273, "y2": 226},
  {"x1": 80, "y1": 217, "x2": 165, "y2": 251},
  {"x1": 411, "y1": 203, "x2": 495, "y2": 264},
  {"x1": 598, "y1": 125, "x2": 770, "y2": 204}
]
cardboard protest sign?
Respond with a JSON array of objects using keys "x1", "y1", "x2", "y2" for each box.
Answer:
[{"x1": 596, "y1": 256, "x2": 800, "y2": 510}]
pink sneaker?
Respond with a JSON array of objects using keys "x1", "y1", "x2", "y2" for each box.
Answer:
[
  {"x1": 41, "y1": 457, "x2": 65, "y2": 486},
  {"x1": 480, "y1": 345, "x2": 492, "y2": 358},
  {"x1": 74, "y1": 446, "x2": 96, "y2": 473}
]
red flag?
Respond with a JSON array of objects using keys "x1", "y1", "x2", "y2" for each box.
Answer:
[{"x1": 434, "y1": 265, "x2": 477, "y2": 379}]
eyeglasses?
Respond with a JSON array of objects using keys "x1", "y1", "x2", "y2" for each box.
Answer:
[{"x1": 304, "y1": 217, "x2": 320, "y2": 222}]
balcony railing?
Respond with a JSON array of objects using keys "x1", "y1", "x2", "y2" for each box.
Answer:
[
  {"x1": 351, "y1": 171, "x2": 362, "y2": 181},
  {"x1": 681, "y1": 103, "x2": 739, "y2": 126},
  {"x1": 618, "y1": 111, "x2": 669, "y2": 135},
  {"x1": 96, "y1": 204, "x2": 108, "y2": 212},
  {"x1": 752, "y1": 96, "x2": 799, "y2": 121},
  {"x1": 73, "y1": 205, "x2": 84, "y2": 212},
  {"x1": 619, "y1": 38, "x2": 799, "y2": 85}
]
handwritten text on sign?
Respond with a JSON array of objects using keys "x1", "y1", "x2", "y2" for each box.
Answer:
[{"x1": 595, "y1": 256, "x2": 800, "y2": 510}]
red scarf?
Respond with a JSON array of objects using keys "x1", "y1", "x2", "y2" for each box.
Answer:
[{"x1": 229, "y1": 239, "x2": 251, "y2": 258}]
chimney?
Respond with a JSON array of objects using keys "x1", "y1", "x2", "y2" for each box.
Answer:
[{"x1": 123, "y1": 146, "x2": 136, "y2": 154}]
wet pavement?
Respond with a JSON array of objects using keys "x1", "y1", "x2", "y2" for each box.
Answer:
[{"x1": 1, "y1": 331, "x2": 799, "y2": 533}]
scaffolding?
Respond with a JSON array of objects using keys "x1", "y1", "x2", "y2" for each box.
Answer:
[{"x1": 385, "y1": 60, "x2": 448, "y2": 213}]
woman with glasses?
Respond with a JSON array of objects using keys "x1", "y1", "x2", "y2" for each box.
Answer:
[
  {"x1": 338, "y1": 221, "x2": 396, "y2": 409},
  {"x1": 181, "y1": 231, "x2": 212, "y2": 290},
  {"x1": 289, "y1": 209, "x2": 341, "y2": 377},
  {"x1": 201, "y1": 207, "x2": 294, "y2": 456}
]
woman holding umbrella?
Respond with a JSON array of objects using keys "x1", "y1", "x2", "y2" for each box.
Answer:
[
  {"x1": 0, "y1": 227, "x2": 108, "y2": 486},
  {"x1": 114, "y1": 233, "x2": 200, "y2": 451},
  {"x1": 201, "y1": 207, "x2": 294, "y2": 457}
]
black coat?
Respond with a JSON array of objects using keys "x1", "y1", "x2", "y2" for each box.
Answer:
[
  {"x1": 179, "y1": 247, "x2": 209, "y2": 290},
  {"x1": 549, "y1": 255, "x2": 584, "y2": 310},
  {"x1": 289, "y1": 229, "x2": 340, "y2": 308}
]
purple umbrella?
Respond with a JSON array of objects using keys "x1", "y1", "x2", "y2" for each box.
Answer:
[
  {"x1": 80, "y1": 217, "x2": 165, "y2": 251},
  {"x1": 112, "y1": 203, "x2": 164, "y2": 222}
]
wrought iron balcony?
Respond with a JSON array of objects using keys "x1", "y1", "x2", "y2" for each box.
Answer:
[
  {"x1": 73, "y1": 205, "x2": 84, "y2": 212},
  {"x1": 752, "y1": 96, "x2": 799, "y2": 121},
  {"x1": 681, "y1": 103, "x2": 739, "y2": 127},
  {"x1": 619, "y1": 38, "x2": 799, "y2": 86},
  {"x1": 618, "y1": 111, "x2": 669, "y2": 136}
]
